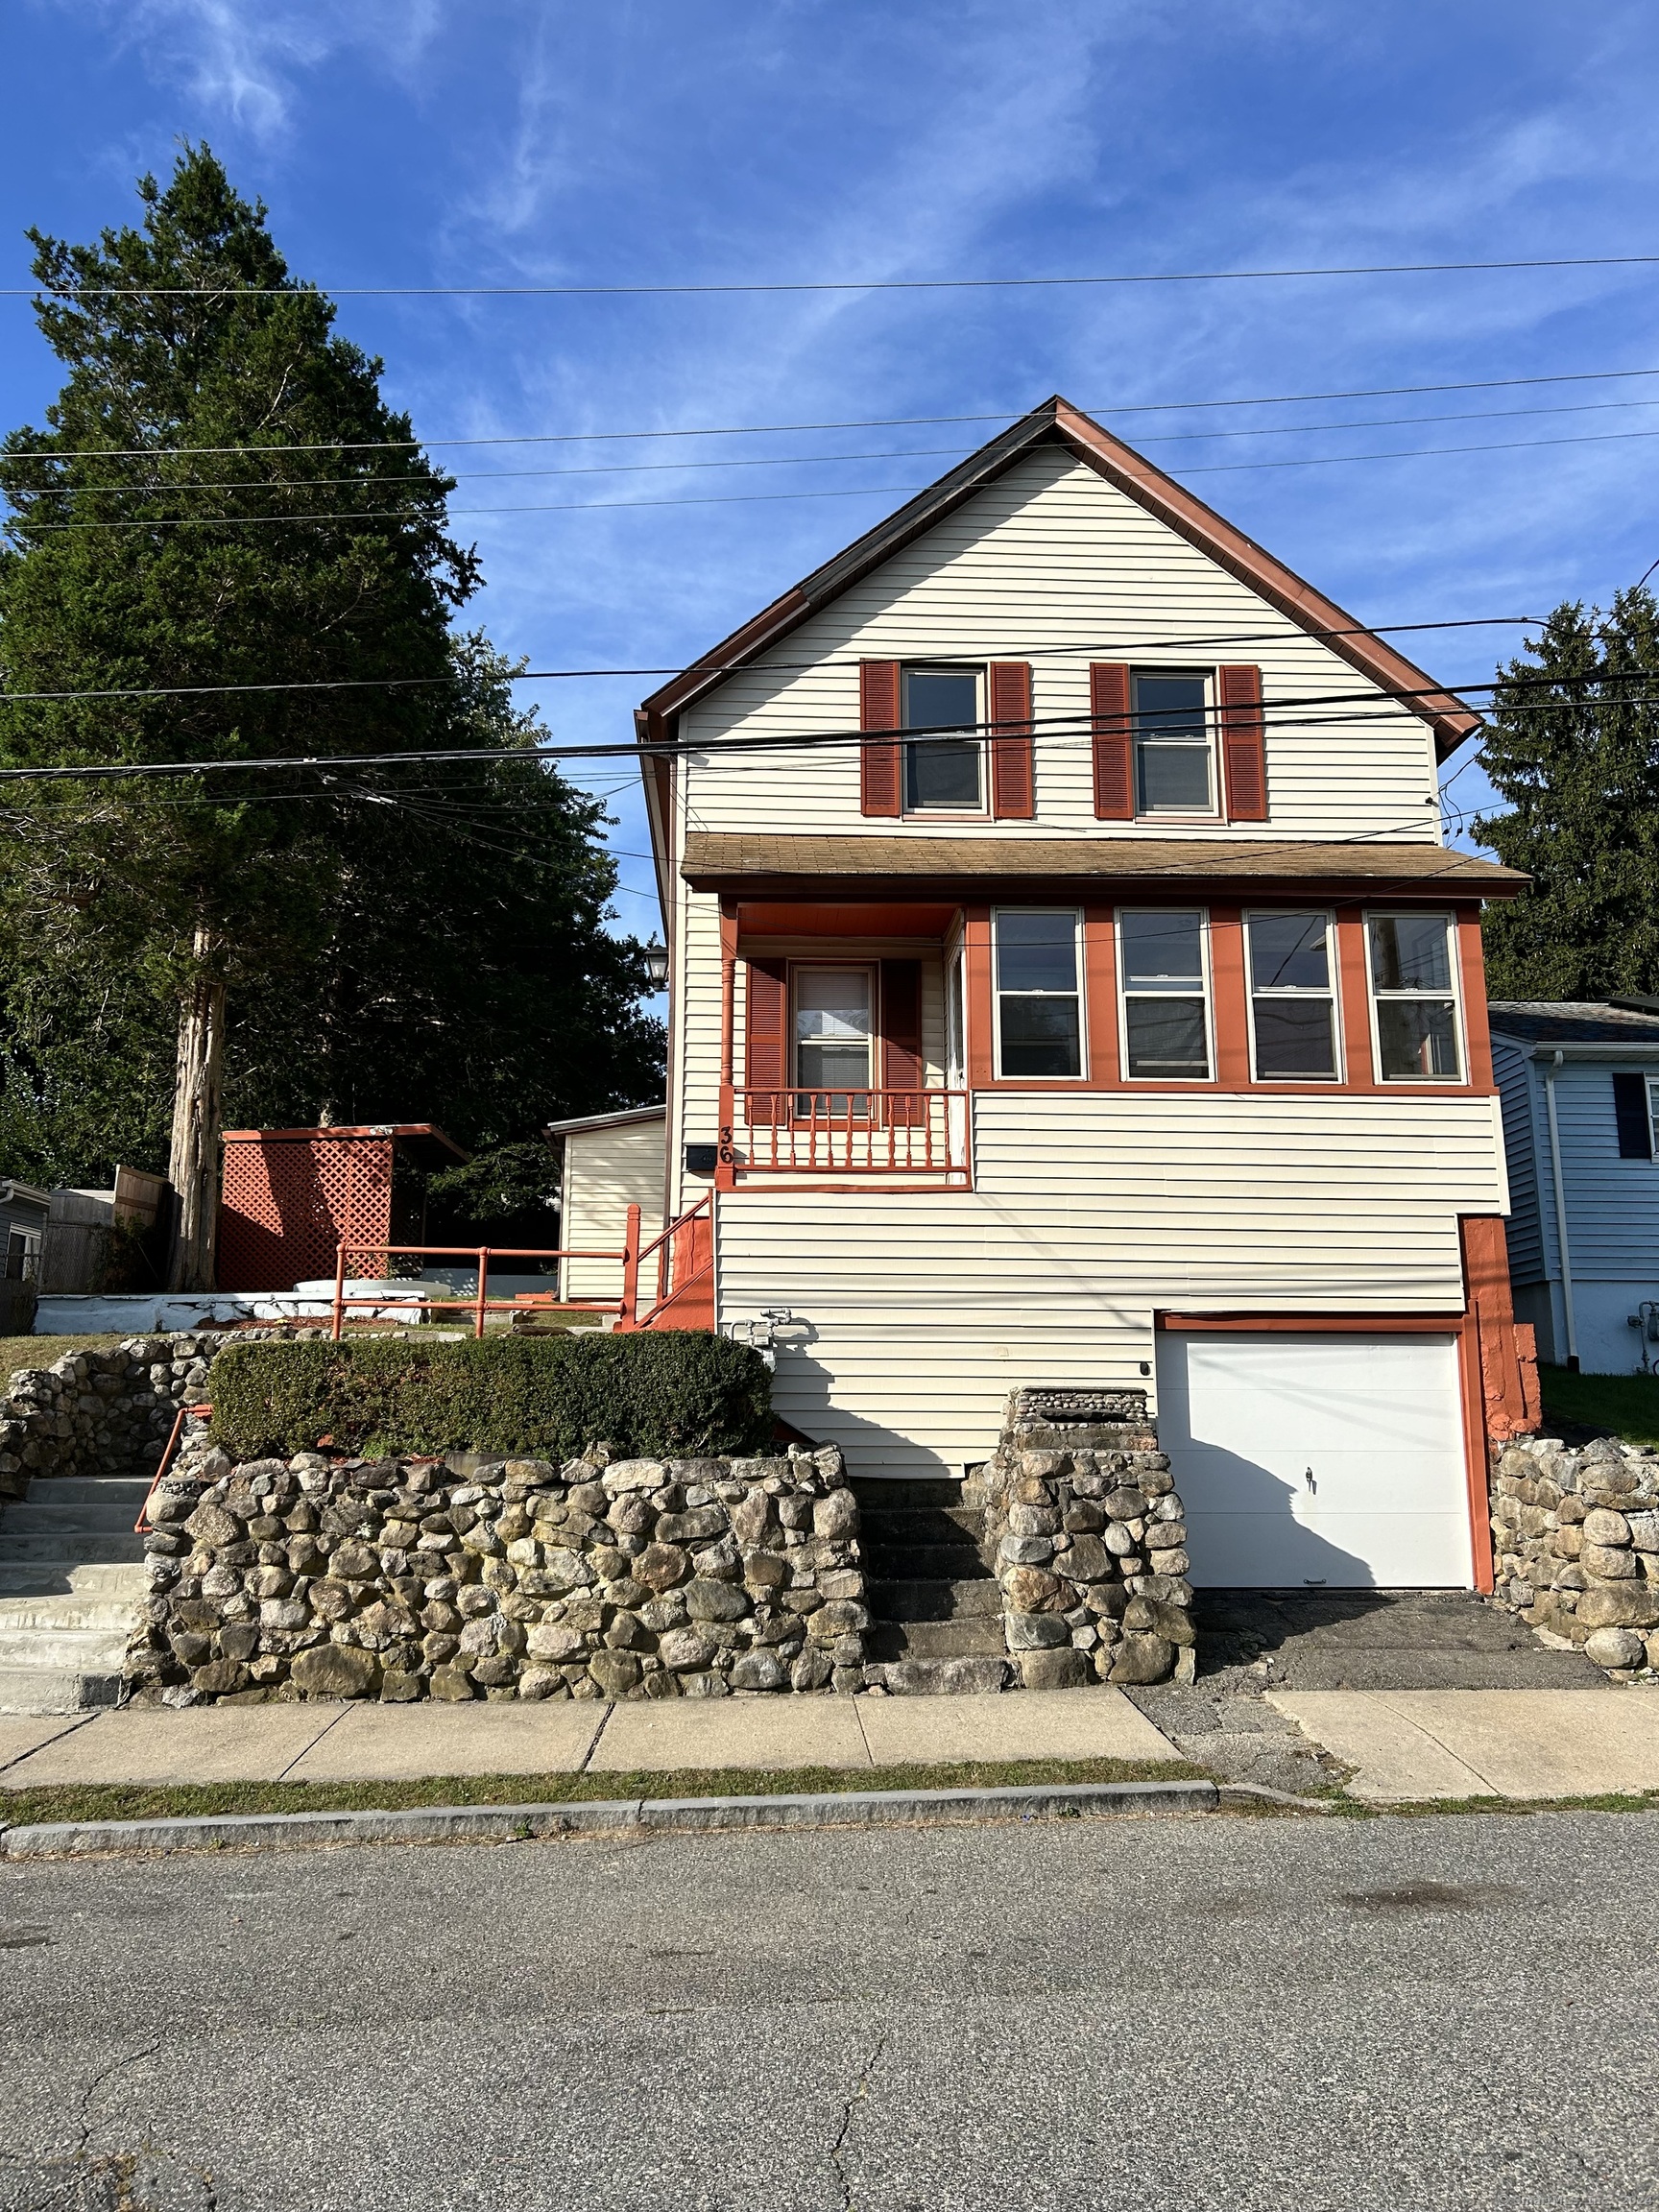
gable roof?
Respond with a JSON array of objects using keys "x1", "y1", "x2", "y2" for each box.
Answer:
[{"x1": 636, "y1": 396, "x2": 1483, "y2": 759}]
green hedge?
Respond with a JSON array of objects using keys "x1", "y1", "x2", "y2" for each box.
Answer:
[{"x1": 208, "y1": 1332, "x2": 775, "y2": 1461}]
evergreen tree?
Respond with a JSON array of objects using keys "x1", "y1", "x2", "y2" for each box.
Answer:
[
  {"x1": 1476, "y1": 585, "x2": 1659, "y2": 1002},
  {"x1": 0, "y1": 147, "x2": 661, "y2": 1275}
]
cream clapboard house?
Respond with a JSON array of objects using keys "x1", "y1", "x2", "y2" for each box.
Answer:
[{"x1": 633, "y1": 397, "x2": 1536, "y2": 1594}]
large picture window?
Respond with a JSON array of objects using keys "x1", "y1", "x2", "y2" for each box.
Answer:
[
  {"x1": 1246, "y1": 911, "x2": 1339, "y2": 1080},
  {"x1": 1118, "y1": 909, "x2": 1211, "y2": 1079},
  {"x1": 994, "y1": 910, "x2": 1083, "y2": 1077},
  {"x1": 1367, "y1": 914, "x2": 1463, "y2": 1081},
  {"x1": 903, "y1": 666, "x2": 983, "y2": 812},
  {"x1": 1134, "y1": 672, "x2": 1214, "y2": 815},
  {"x1": 793, "y1": 967, "x2": 873, "y2": 1112}
]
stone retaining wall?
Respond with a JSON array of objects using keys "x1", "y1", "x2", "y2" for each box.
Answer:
[
  {"x1": 128, "y1": 1430, "x2": 866, "y2": 1703},
  {"x1": 971, "y1": 1389, "x2": 1196, "y2": 1689},
  {"x1": 0, "y1": 1332, "x2": 315, "y2": 1501},
  {"x1": 1491, "y1": 1432, "x2": 1659, "y2": 1676}
]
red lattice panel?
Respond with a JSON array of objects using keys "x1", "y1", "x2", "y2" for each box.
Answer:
[{"x1": 217, "y1": 1134, "x2": 395, "y2": 1292}]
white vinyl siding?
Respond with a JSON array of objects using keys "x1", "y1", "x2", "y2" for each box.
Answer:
[
  {"x1": 675, "y1": 445, "x2": 1441, "y2": 844},
  {"x1": 560, "y1": 1118, "x2": 666, "y2": 1302},
  {"x1": 716, "y1": 1091, "x2": 1506, "y2": 1479}
]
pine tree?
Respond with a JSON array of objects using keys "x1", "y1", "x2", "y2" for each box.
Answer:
[
  {"x1": 1476, "y1": 585, "x2": 1659, "y2": 1001},
  {"x1": 0, "y1": 147, "x2": 661, "y2": 1279}
]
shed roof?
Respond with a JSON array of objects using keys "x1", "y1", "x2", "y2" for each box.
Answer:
[
  {"x1": 544, "y1": 1105, "x2": 667, "y2": 1137},
  {"x1": 1488, "y1": 1001, "x2": 1659, "y2": 1046}
]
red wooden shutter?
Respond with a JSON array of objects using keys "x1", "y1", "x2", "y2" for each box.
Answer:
[
  {"x1": 860, "y1": 661, "x2": 902, "y2": 817},
  {"x1": 1218, "y1": 663, "x2": 1268, "y2": 821},
  {"x1": 880, "y1": 960, "x2": 925, "y2": 1123},
  {"x1": 743, "y1": 956, "x2": 788, "y2": 1125},
  {"x1": 988, "y1": 661, "x2": 1035, "y2": 819},
  {"x1": 1091, "y1": 662, "x2": 1133, "y2": 820}
]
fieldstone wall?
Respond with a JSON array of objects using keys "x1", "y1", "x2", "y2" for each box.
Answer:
[
  {"x1": 0, "y1": 1332, "x2": 306, "y2": 1502},
  {"x1": 1492, "y1": 1432, "x2": 1659, "y2": 1677},
  {"x1": 971, "y1": 1389, "x2": 1196, "y2": 1690},
  {"x1": 128, "y1": 1430, "x2": 866, "y2": 1703}
]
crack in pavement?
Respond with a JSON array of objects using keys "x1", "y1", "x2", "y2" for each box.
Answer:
[
  {"x1": 73, "y1": 2043, "x2": 162, "y2": 2157},
  {"x1": 827, "y1": 2027, "x2": 888, "y2": 2212}
]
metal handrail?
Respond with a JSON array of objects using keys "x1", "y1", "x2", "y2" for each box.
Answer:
[{"x1": 135, "y1": 1401, "x2": 212, "y2": 1532}]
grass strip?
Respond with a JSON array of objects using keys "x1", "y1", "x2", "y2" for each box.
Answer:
[
  {"x1": 0, "y1": 1755, "x2": 1201, "y2": 1831},
  {"x1": 1323, "y1": 1788, "x2": 1659, "y2": 1819},
  {"x1": 1538, "y1": 1363, "x2": 1659, "y2": 1448}
]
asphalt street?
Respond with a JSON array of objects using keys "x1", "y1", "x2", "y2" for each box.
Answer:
[{"x1": 2, "y1": 1809, "x2": 1656, "y2": 2212}]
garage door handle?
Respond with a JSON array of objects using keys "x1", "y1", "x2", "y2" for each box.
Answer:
[{"x1": 1304, "y1": 1466, "x2": 1316, "y2": 1493}]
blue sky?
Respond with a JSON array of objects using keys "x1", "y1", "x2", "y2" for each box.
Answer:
[{"x1": 6, "y1": 0, "x2": 1659, "y2": 935}]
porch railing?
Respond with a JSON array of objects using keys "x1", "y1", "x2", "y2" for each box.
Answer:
[
  {"x1": 722, "y1": 1089, "x2": 969, "y2": 1179},
  {"x1": 328, "y1": 1230, "x2": 638, "y2": 1340}
]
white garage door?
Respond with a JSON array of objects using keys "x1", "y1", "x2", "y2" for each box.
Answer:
[{"x1": 1154, "y1": 1332, "x2": 1473, "y2": 1589}]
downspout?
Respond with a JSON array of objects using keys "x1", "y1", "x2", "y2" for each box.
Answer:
[{"x1": 1542, "y1": 1049, "x2": 1579, "y2": 1370}]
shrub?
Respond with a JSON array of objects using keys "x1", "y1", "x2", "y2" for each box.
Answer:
[{"x1": 208, "y1": 1331, "x2": 774, "y2": 1460}]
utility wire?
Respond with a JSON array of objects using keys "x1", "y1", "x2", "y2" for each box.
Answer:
[
  {"x1": 9, "y1": 252, "x2": 1659, "y2": 298},
  {"x1": 14, "y1": 394, "x2": 1659, "y2": 498},
  {"x1": 11, "y1": 365, "x2": 1659, "y2": 463},
  {"x1": 16, "y1": 421, "x2": 1659, "y2": 534},
  {"x1": 0, "y1": 614, "x2": 1539, "y2": 703}
]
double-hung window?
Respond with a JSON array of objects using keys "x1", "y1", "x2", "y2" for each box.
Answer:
[
  {"x1": 1118, "y1": 910, "x2": 1211, "y2": 1079},
  {"x1": 1367, "y1": 913, "x2": 1463, "y2": 1081},
  {"x1": 1134, "y1": 672, "x2": 1214, "y2": 815},
  {"x1": 794, "y1": 967, "x2": 873, "y2": 1114},
  {"x1": 903, "y1": 665, "x2": 983, "y2": 812},
  {"x1": 994, "y1": 910, "x2": 1083, "y2": 1077},
  {"x1": 1246, "y1": 911, "x2": 1339, "y2": 1080}
]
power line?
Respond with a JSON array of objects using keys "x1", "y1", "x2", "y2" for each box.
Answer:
[
  {"x1": 14, "y1": 393, "x2": 1659, "y2": 499},
  {"x1": 11, "y1": 252, "x2": 1659, "y2": 300},
  {"x1": 0, "y1": 615, "x2": 1539, "y2": 703},
  {"x1": 12, "y1": 365, "x2": 1659, "y2": 464},
  {"x1": 17, "y1": 421, "x2": 1659, "y2": 536}
]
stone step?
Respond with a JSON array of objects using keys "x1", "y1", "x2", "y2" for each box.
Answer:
[
  {"x1": 858, "y1": 1542, "x2": 991, "y2": 1583},
  {"x1": 851, "y1": 1479, "x2": 967, "y2": 1508},
  {"x1": 868, "y1": 1576, "x2": 1001, "y2": 1622},
  {"x1": 866, "y1": 1617, "x2": 1011, "y2": 1661},
  {"x1": 866, "y1": 1655, "x2": 1012, "y2": 1696},
  {"x1": 0, "y1": 1531, "x2": 148, "y2": 1563},
  {"x1": 0, "y1": 1562, "x2": 148, "y2": 1599},
  {"x1": 0, "y1": 1663, "x2": 123, "y2": 1716}
]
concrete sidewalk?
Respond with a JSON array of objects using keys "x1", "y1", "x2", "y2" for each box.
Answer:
[
  {"x1": 0, "y1": 1686, "x2": 1179, "y2": 1791},
  {"x1": 1269, "y1": 1688, "x2": 1659, "y2": 1802}
]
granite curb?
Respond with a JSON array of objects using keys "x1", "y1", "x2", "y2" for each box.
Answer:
[{"x1": 0, "y1": 1776, "x2": 1218, "y2": 1858}]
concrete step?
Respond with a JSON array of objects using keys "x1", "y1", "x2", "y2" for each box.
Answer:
[
  {"x1": 1, "y1": 1508, "x2": 147, "y2": 1542},
  {"x1": 0, "y1": 1531, "x2": 149, "y2": 1562},
  {"x1": 867, "y1": 1617, "x2": 1010, "y2": 1661},
  {"x1": 12, "y1": 1478, "x2": 152, "y2": 1508},
  {"x1": 0, "y1": 1590, "x2": 144, "y2": 1630},
  {"x1": 858, "y1": 1503, "x2": 983, "y2": 1539},
  {"x1": 866, "y1": 1655, "x2": 1012, "y2": 1696},
  {"x1": 851, "y1": 1479, "x2": 967, "y2": 1508},
  {"x1": 0, "y1": 1562, "x2": 148, "y2": 1599},
  {"x1": 0, "y1": 1663, "x2": 123, "y2": 1716},
  {"x1": 869, "y1": 1576, "x2": 1000, "y2": 1622},
  {"x1": 0, "y1": 1625, "x2": 131, "y2": 1669}
]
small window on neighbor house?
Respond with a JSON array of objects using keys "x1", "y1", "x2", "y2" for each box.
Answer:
[
  {"x1": 1367, "y1": 913, "x2": 1462, "y2": 1081},
  {"x1": 994, "y1": 910, "x2": 1083, "y2": 1077},
  {"x1": 1119, "y1": 909, "x2": 1211, "y2": 1079},
  {"x1": 1247, "y1": 912, "x2": 1338, "y2": 1080},
  {"x1": 903, "y1": 666, "x2": 983, "y2": 812},
  {"x1": 1612, "y1": 1072, "x2": 1654, "y2": 1157},
  {"x1": 5, "y1": 1230, "x2": 37, "y2": 1282},
  {"x1": 1134, "y1": 672, "x2": 1213, "y2": 814},
  {"x1": 1647, "y1": 1077, "x2": 1659, "y2": 1158}
]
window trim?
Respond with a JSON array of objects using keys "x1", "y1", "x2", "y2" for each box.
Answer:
[
  {"x1": 1115, "y1": 905, "x2": 1215, "y2": 1084},
  {"x1": 1363, "y1": 909, "x2": 1468, "y2": 1086},
  {"x1": 1132, "y1": 667, "x2": 1221, "y2": 822},
  {"x1": 992, "y1": 906, "x2": 1087, "y2": 1081},
  {"x1": 901, "y1": 662, "x2": 989, "y2": 819},
  {"x1": 789, "y1": 960, "x2": 878, "y2": 1113},
  {"x1": 1645, "y1": 1076, "x2": 1659, "y2": 1159},
  {"x1": 1243, "y1": 908, "x2": 1343, "y2": 1085}
]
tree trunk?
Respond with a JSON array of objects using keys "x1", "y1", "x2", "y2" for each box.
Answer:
[{"x1": 167, "y1": 934, "x2": 227, "y2": 1292}]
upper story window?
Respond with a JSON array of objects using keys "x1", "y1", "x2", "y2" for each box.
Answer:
[
  {"x1": 1246, "y1": 911, "x2": 1339, "y2": 1081},
  {"x1": 994, "y1": 909, "x2": 1083, "y2": 1077},
  {"x1": 1134, "y1": 672, "x2": 1214, "y2": 815},
  {"x1": 1367, "y1": 913, "x2": 1463, "y2": 1082},
  {"x1": 903, "y1": 666, "x2": 984, "y2": 813},
  {"x1": 1118, "y1": 909, "x2": 1212, "y2": 1079}
]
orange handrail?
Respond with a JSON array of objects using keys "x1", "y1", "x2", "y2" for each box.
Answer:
[{"x1": 328, "y1": 1234, "x2": 639, "y2": 1339}]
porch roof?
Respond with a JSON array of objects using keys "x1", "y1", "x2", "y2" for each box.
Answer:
[{"x1": 681, "y1": 831, "x2": 1527, "y2": 902}]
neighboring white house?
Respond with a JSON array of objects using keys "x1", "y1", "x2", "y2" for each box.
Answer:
[
  {"x1": 1488, "y1": 999, "x2": 1659, "y2": 1375},
  {"x1": 547, "y1": 1106, "x2": 667, "y2": 1303},
  {"x1": 630, "y1": 396, "x2": 1534, "y2": 1591}
]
